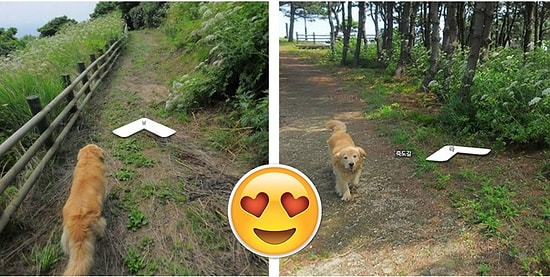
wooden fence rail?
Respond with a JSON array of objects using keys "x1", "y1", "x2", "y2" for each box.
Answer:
[
  {"x1": 295, "y1": 32, "x2": 377, "y2": 48},
  {"x1": 0, "y1": 34, "x2": 126, "y2": 234}
]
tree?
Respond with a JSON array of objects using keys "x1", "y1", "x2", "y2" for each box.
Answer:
[
  {"x1": 90, "y1": 2, "x2": 119, "y2": 19},
  {"x1": 368, "y1": 2, "x2": 383, "y2": 61},
  {"x1": 281, "y1": 2, "x2": 325, "y2": 42},
  {"x1": 381, "y1": 2, "x2": 395, "y2": 61},
  {"x1": 0, "y1": 27, "x2": 24, "y2": 56},
  {"x1": 37, "y1": 16, "x2": 77, "y2": 37},
  {"x1": 458, "y1": 2, "x2": 496, "y2": 102},
  {"x1": 353, "y1": 2, "x2": 366, "y2": 67},
  {"x1": 421, "y1": 2, "x2": 440, "y2": 93},
  {"x1": 393, "y1": 2, "x2": 413, "y2": 79},
  {"x1": 524, "y1": 2, "x2": 535, "y2": 53},
  {"x1": 442, "y1": 2, "x2": 459, "y2": 95},
  {"x1": 341, "y1": 2, "x2": 353, "y2": 65}
]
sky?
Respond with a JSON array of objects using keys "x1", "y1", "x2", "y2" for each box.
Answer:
[
  {"x1": 0, "y1": 1, "x2": 98, "y2": 37},
  {"x1": 278, "y1": 4, "x2": 377, "y2": 38}
]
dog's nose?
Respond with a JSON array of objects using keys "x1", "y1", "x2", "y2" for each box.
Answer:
[{"x1": 349, "y1": 162, "x2": 354, "y2": 167}]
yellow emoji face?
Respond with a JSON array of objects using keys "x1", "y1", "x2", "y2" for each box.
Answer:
[{"x1": 228, "y1": 165, "x2": 322, "y2": 258}]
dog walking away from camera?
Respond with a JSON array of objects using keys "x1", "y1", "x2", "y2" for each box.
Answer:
[
  {"x1": 326, "y1": 120, "x2": 367, "y2": 201},
  {"x1": 61, "y1": 144, "x2": 106, "y2": 276}
]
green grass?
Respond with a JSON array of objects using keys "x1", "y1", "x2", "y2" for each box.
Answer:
[
  {"x1": 0, "y1": 12, "x2": 124, "y2": 135},
  {"x1": 24, "y1": 238, "x2": 62, "y2": 275},
  {"x1": 478, "y1": 263, "x2": 491, "y2": 275},
  {"x1": 124, "y1": 246, "x2": 145, "y2": 274}
]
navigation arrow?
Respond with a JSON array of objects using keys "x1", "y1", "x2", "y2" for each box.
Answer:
[
  {"x1": 113, "y1": 118, "x2": 176, "y2": 138},
  {"x1": 426, "y1": 145, "x2": 491, "y2": 162}
]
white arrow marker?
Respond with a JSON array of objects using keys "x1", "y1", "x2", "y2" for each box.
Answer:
[
  {"x1": 113, "y1": 118, "x2": 176, "y2": 138},
  {"x1": 426, "y1": 145, "x2": 491, "y2": 162}
]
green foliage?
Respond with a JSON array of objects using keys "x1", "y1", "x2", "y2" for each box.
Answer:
[
  {"x1": 124, "y1": 246, "x2": 145, "y2": 274},
  {"x1": 164, "y1": 2, "x2": 268, "y2": 165},
  {"x1": 112, "y1": 138, "x2": 155, "y2": 168},
  {"x1": 435, "y1": 45, "x2": 550, "y2": 147},
  {"x1": 90, "y1": 2, "x2": 119, "y2": 19},
  {"x1": 127, "y1": 208, "x2": 148, "y2": 231},
  {"x1": 127, "y1": 2, "x2": 168, "y2": 30},
  {"x1": 478, "y1": 263, "x2": 491, "y2": 276},
  {"x1": 165, "y1": 2, "x2": 268, "y2": 111},
  {"x1": 0, "y1": 12, "x2": 124, "y2": 171},
  {"x1": 459, "y1": 180, "x2": 519, "y2": 236},
  {"x1": 37, "y1": 16, "x2": 78, "y2": 37},
  {"x1": 0, "y1": 27, "x2": 25, "y2": 56},
  {"x1": 24, "y1": 239, "x2": 62, "y2": 275}
]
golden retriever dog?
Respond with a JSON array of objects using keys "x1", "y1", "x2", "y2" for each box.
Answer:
[
  {"x1": 326, "y1": 120, "x2": 366, "y2": 201},
  {"x1": 61, "y1": 144, "x2": 106, "y2": 276}
]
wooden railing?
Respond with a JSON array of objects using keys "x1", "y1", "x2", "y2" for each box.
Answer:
[
  {"x1": 295, "y1": 32, "x2": 331, "y2": 46},
  {"x1": 295, "y1": 32, "x2": 377, "y2": 48},
  {"x1": 0, "y1": 34, "x2": 126, "y2": 234}
]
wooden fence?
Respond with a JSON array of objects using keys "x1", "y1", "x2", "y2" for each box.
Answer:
[
  {"x1": 295, "y1": 32, "x2": 377, "y2": 49},
  {"x1": 295, "y1": 33, "x2": 331, "y2": 49},
  {"x1": 0, "y1": 34, "x2": 126, "y2": 234}
]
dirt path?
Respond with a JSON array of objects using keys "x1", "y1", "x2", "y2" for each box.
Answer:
[{"x1": 278, "y1": 52, "x2": 510, "y2": 275}]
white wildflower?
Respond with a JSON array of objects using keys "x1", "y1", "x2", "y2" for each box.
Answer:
[
  {"x1": 427, "y1": 80, "x2": 438, "y2": 88},
  {"x1": 528, "y1": 97, "x2": 542, "y2": 106},
  {"x1": 542, "y1": 88, "x2": 550, "y2": 96}
]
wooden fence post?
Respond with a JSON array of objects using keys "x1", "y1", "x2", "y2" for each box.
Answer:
[
  {"x1": 313, "y1": 33, "x2": 316, "y2": 44},
  {"x1": 90, "y1": 54, "x2": 98, "y2": 73},
  {"x1": 97, "y1": 49, "x2": 104, "y2": 76},
  {"x1": 61, "y1": 74, "x2": 77, "y2": 114},
  {"x1": 77, "y1": 62, "x2": 90, "y2": 94},
  {"x1": 26, "y1": 95, "x2": 54, "y2": 147}
]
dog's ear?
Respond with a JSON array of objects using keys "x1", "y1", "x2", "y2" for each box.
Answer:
[
  {"x1": 332, "y1": 151, "x2": 341, "y2": 164},
  {"x1": 96, "y1": 148, "x2": 105, "y2": 162},
  {"x1": 356, "y1": 147, "x2": 367, "y2": 159}
]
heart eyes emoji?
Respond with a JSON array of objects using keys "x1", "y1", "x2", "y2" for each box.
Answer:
[{"x1": 241, "y1": 192, "x2": 309, "y2": 218}]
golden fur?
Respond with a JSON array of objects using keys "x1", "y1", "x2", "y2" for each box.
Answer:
[
  {"x1": 61, "y1": 144, "x2": 106, "y2": 276},
  {"x1": 326, "y1": 120, "x2": 366, "y2": 200}
]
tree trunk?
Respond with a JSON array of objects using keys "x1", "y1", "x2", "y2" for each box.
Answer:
[
  {"x1": 457, "y1": 2, "x2": 466, "y2": 50},
  {"x1": 524, "y1": 2, "x2": 535, "y2": 53},
  {"x1": 442, "y1": 2, "x2": 459, "y2": 99},
  {"x1": 421, "y1": 2, "x2": 431, "y2": 49},
  {"x1": 369, "y1": 2, "x2": 383, "y2": 61},
  {"x1": 421, "y1": 2, "x2": 440, "y2": 92},
  {"x1": 341, "y1": 2, "x2": 352, "y2": 65},
  {"x1": 353, "y1": 2, "x2": 366, "y2": 66},
  {"x1": 328, "y1": 2, "x2": 336, "y2": 57},
  {"x1": 393, "y1": 2, "x2": 412, "y2": 79},
  {"x1": 458, "y1": 2, "x2": 495, "y2": 102},
  {"x1": 536, "y1": 3, "x2": 548, "y2": 48},
  {"x1": 288, "y1": 2, "x2": 296, "y2": 42},
  {"x1": 408, "y1": 3, "x2": 419, "y2": 51},
  {"x1": 383, "y1": 2, "x2": 394, "y2": 61}
]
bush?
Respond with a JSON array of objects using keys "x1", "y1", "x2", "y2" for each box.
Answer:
[
  {"x1": 436, "y1": 45, "x2": 550, "y2": 147},
  {"x1": 163, "y1": 2, "x2": 268, "y2": 164}
]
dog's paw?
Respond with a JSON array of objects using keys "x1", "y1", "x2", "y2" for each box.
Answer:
[{"x1": 341, "y1": 193, "x2": 352, "y2": 201}]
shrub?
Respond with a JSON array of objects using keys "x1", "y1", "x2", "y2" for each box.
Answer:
[{"x1": 436, "y1": 45, "x2": 550, "y2": 147}]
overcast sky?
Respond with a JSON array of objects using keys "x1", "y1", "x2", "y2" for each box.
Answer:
[{"x1": 0, "y1": 1, "x2": 98, "y2": 37}]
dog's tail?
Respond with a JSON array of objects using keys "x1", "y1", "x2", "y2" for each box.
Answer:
[
  {"x1": 62, "y1": 221, "x2": 96, "y2": 276},
  {"x1": 326, "y1": 120, "x2": 347, "y2": 132}
]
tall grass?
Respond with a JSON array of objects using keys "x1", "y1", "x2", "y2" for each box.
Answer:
[{"x1": 0, "y1": 12, "x2": 124, "y2": 138}]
